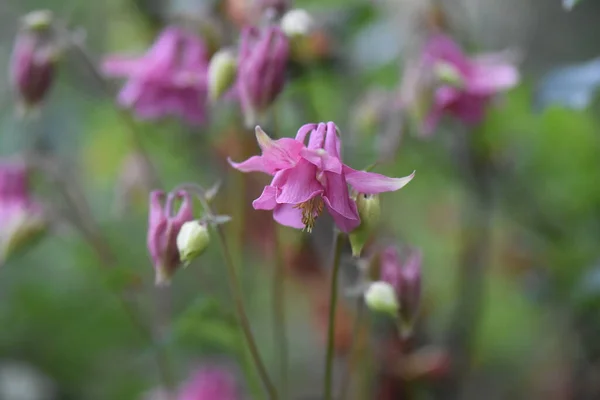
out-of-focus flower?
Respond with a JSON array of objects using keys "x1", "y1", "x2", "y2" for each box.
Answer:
[
  {"x1": 0, "y1": 161, "x2": 46, "y2": 265},
  {"x1": 412, "y1": 34, "x2": 519, "y2": 135},
  {"x1": 380, "y1": 246, "x2": 422, "y2": 331},
  {"x1": 147, "y1": 190, "x2": 194, "y2": 285},
  {"x1": 177, "y1": 220, "x2": 210, "y2": 266},
  {"x1": 207, "y1": 49, "x2": 237, "y2": 101},
  {"x1": 229, "y1": 122, "x2": 414, "y2": 233},
  {"x1": 364, "y1": 281, "x2": 399, "y2": 315},
  {"x1": 102, "y1": 27, "x2": 209, "y2": 125},
  {"x1": 349, "y1": 194, "x2": 381, "y2": 257},
  {"x1": 177, "y1": 366, "x2": 239, "y2": 400},
  {"x1": 10, "y1": 10, "x2": 59, "y2": 111},
  {"x1": 237, "y1": 25, "x2": 289, "y2": 127}
]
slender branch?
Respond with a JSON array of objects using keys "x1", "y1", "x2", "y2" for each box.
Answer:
[
  {"x1": 273, "y1": 231, "x2": 289, "y2": 398},
  {"x1": 324, "y1": 231, "x2": 345, "y2": 400},
  {"x1": 339, "y1": 299, "x2": 365, "y2": 400}
]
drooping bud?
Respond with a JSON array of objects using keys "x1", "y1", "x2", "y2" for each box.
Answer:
[
  {"x1": 177, "y1": 220, "x2": 210, "y2": 266},
  {"x1": 237, "y1": 26, "x2": 289, "y2": 127},
  {"x1": 208, "y1": 49, "x2": 238, "y2": 101},
  {"x1": 349, "y1": 194, "x2": 381, "y2": 257},
  {"x1": 281, "y1": 9, "x2": 314, "y2": 38},
  {"x1": 147, "y1": 190, "x2": 194, "y2": 286},
  {"x1": 0, "y1": 161, "x2": 46, "y2": 265},
  {"x1": 10, "y1": 10, "x2": 59, "y2": 112},
  {"x1": 364, "y1": 281, "x2": 399, "y2": 316}
]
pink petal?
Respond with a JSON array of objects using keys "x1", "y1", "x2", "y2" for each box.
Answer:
[
  {"x1": 275, "y1": 161, "x2": 323, "y2": 204},
  {"x1": 307, "y1": 123, "x2": 326, "y2": 150},
  {"x1": 294, "y1": 123, "x2": 318, "y2": 144},
  {"x1": 468, "y1": 63, "x2": 519, "y2": 95},
  {"x1": 344, "y1": 167, "x2": 415, "y2": 194},
  {"x1": 324, "y1": 122, "x2": 341, "y2": 159},
  {"x1": 300, "y1": 148, "x2": 343, "y2": 174},
  {"x1": 322, "y1": 171, "x2": 359, "y2": 221},
  {"x1": 102, "y1": 56, "x2": 142, "y2": 77},
  {"x1": 252, "y1": 186, "x2": 278, "y2": 210},
  {"x1": 273, "y1": 204, "x2": 305, "y2": 229},
  {"x1": 228, "y1": 156, "x2": 267, "y2": 174},
  {"x1": 255, "y1": 127, "x2": 303, "y2": 172},
  {"x1": 423, "y1": 34, "x2": 470, "y2": 74},
  {"x1": 448, "y1": 94, "x2": 488, "y2": 124}
]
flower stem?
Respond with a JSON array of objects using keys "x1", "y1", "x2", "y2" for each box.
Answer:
[
  {"x1": 273, "y1": 231, "x2": 289, "y2": 398},
  {"x1": 214, "y1": 225, "x2": 279, "y2": 400},
  {"x1": 323, "y1": 231, "x2": 345, "y2": 400},
  {"x1": 339, "y1": 299, "x2": 365, "y2": 400}
]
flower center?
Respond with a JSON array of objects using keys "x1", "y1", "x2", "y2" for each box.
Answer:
[{"x1": 294, "y1": 196, "x2": 324, "y2": 233}]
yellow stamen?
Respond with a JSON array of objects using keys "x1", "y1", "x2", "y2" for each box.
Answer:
[{"x1": 294, "y1": 197, "x2": 324, "y2": 232}]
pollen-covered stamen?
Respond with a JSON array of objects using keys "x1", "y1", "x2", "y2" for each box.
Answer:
[{"x1": 294, "y1": 196, "x2": 324, "y2": 232}]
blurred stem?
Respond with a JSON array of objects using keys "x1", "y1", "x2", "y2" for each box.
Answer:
[
  {"x1": 435, "y1": 129, "x2": 493, "y2": 399},
  {"x1": 178, "y1": 183, "x2": 278, "y2": 399},
  {"x1": 339, "y1": 299, "x2": 365, "y2": 400},
  {"x1": 273, "y1": 229, "x2": 289, "y2": 398},
  {"x1": 69, "y1": 38, "x2": 162, "y2": 189},
  {"x1": 324, "y1": 231, "x2": 345, "y2": 400}
]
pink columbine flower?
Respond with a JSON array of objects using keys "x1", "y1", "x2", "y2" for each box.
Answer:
[
  {"x1": 237, "y1": 25, "x2": 289, "y2": 127},
  {"x1": 420, "y1": 34, "x2": 519, "y2": 135},
  {"x1": 229, "y1": 122, "x2": 414, "y2": 233},
  {"x1": 177, "y1": 366, "x2": 239, "y2": 400},
  {"x1": 147, "y1": 190, "x2": 194, "y2": 285},
  {"x1": 0, "y1": 161, "x2": 45, "y2": 264},
  {"x1": 102, "y1": 27, "x2": 209, "y2": 125},
  {"x1": 381, "y1": 246, "x2": 422, "y2": 327}
]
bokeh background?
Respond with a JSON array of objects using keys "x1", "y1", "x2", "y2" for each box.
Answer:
[{"x1": 2, "y1": 0, "x2": 600, "y2": 399}]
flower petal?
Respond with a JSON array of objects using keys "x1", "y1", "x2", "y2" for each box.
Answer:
[
  {"x1": 324, "y1": 122, "x2": 341, "y2": 159},
  {"x1": 273, "y1": 204, "x2": 305, "y2": 229},
  {"x1": 344, "y1": 167, "x2": 415, "y2": 194},
  {"x1": 295, "y1": 123, "x2": 318, "y2": 144},
  {"x1": 321, "y1": 170, "x2": 360, "y2": 233},
  {"x1": 255, "y1": 126, "x2": 303, "y2": 171},
  {"x1": 468, "y1": 61, "x2": 520, "y2": 95},
  {"x1": 228, "y1": 156, "x2": 268, "y2": 173},
  {"x1": 252, "y1": 186, "x2": 278, "y2": 210},
  {"x1": 275, "y1": 160, "x2": 323, "y2": 204},
  {"x1": 300, "y1": 148, "x2": 343, "y2": 174},
  {"x1": 307, "y1": 122, "x2": 326, "y2": 150}
]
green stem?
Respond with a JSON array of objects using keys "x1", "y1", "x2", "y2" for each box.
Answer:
[
  {"x1": 339, "y1": 299, "x2": 365, "y2": 400},
  {"x1": 324, "y1": 231, "x2": 345, "y2": 400},
  {"x1": 273, "y1": 231, "x2": 289, "y2": 398}
]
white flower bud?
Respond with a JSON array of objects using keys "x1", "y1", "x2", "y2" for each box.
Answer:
[
  {"x1": 281, "y1": 9, "x2": 314, "y2": 38},
  {"x1": 207, "y1": 49, "x2": 237, "y2": 101},
  {"x1": 177, "y1": 221, "x2": 210, "y2": 266},
  {"x1": 364, "y1": 281, "x2": 399, "y2": 315}
]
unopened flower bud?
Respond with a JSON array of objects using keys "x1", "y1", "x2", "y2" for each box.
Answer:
[
  {"x1": 208, "y1": 49, "x2": 237, "y2": 101},
  {"x1": 433, "y1": 61, "x2": 464, "y2": 88},
  {"x1": 10, "y1": 10, "x2": 59, "y2": 111},
  {"x1": 364, "y1": 281, "x2": 399, "y2": 316},
  {"x1": 177, "y1": 220, "x2": 210, "y2": 265},
  {"x1": 349, "y1": 194, "x2": 381, "y2": 257},
  {"x1": 281, "y1": 9, "x2": 314, "y2": 38}
]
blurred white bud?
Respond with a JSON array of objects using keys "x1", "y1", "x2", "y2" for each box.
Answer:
[
  {"x1": 281, "y1": 9, "x2": 314, "y2": 38},
  {"x1": 177, "y1": 220, "x2": 210, "y2": 265},
  {"x1": 364, "y1": 281, "x2": 399, "y2": 315}
]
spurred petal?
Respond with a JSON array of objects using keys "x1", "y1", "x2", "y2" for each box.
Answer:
[
  {"x1": 148, "y1": 191, "x2": 166, "y2": 227},
  {"x1": 300, "y1": 148, "x2": 343, "y2": 173},
  {"x1": 255, "y1": 126, "x2": 303, "y2": 171},
  {"x1": 323, "y1": 200, "x2": 360, "y2": 233},
  {"x1": 273, "y1": 204, "x2": 305, "y2": 229},
  {"x1": 324, "y1": 122, "x2": 341, "y2": 159},
  {"x1": 173, "y1": 191, "x2": 194, "y2": 225},
  {"x1": 275, "y1": 160, "x2": 323, "y2": 204},
  {"x1": 253, "y1": 185, "x2": 278, "y2": 210},
  {"x1": 344, "y1": 167, "x2": 415, "y2": 194},
  {"x1": 295, "y1": 123, "x2": 318, "y2": 144},
  {"x1": 228, "y1": 156, "x2": 267, "y2": 174},
  {"x1": 323, "y1": 171, "x2": 359, "y2": 220},
  {"x1": 307, "y1": 122, "x2": 326, "y2": 150}
]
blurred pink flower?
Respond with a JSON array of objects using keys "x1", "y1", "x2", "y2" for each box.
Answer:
[
  {"x1": 381, "y1": 246, "x2": 422, "y2": 327},
  {"x1": 420, "y1": 34, "x2": 519, "y2": 135},
  {"x1": 237, "y1": 25, "x2": 289, "y2": 127},
  {"x1": 177, "y1": 366, "x2": 239, "y2": 400},
  {"x1": 103, "y1": 27, "x2": 209, "y2": 125},
  {"x1": 147, "y1": 190, "x2": 194, "y2": 285},
  {"x1": 229, "y1": 122, "x2": 414, "y2": 233},
  {"x1": 0, "y1": 161, "x2": 45, "y2": 264}
]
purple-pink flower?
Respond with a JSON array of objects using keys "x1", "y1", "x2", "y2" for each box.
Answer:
[
  {"x1": 147, "y1": 190, "x2": 194, "y2": 285},
  {"x1": 102, "y1": 27, "x2": 209, "y2": 125},
  {"x1": 229, "y1": 122, "x2": 414, "y2": 233},
  {"x1": 177, "y1": 366, "x2": 239, "y2": 400},
  {"x1": 237, "y1": 25, "x2": 289, "y2": 127},
  {"x1": 381, "y1": 246, "x2": 422, "y2": 326},
  {"x1": 420, "y1": 34, "x2": 519, "y2": 135},
  {"x1": 0, "y1": 161, "x2": 45, "y2": 264}
]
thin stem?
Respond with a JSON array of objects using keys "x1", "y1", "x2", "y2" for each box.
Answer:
[
  {"x1": 323, "y1": 231, "x2": 345, "y2": 400},
  {"x1": 339, "y1": 299, "x2": 365, "y2": 400},
  {"x1": 214, "y1": 224, "x2": 279, "y2": 400},
  {"x1": 272, "y1": 231, "x2": 289, "y2": 398}
]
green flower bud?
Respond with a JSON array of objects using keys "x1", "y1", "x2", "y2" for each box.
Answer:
[
  {"x1": 349, "y1": 194, "x2": 381, "y2": 257},
  {"x1": 177, "y1": 220, "x2": 210, "y2": 266},
  {"x1": 364, "y1": 281, "x2": 399, "y2": 316},
  {"x1": 207, "y1": 49, "x2": 237, "y2": 101}
]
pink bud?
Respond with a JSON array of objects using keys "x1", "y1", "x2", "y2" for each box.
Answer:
[
  {"x1": 10, "y1": 11, "x2": 58, "y2": 110},
  {"x1": 147, "y1": 190, "x2": 194, "y2": 285}
]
